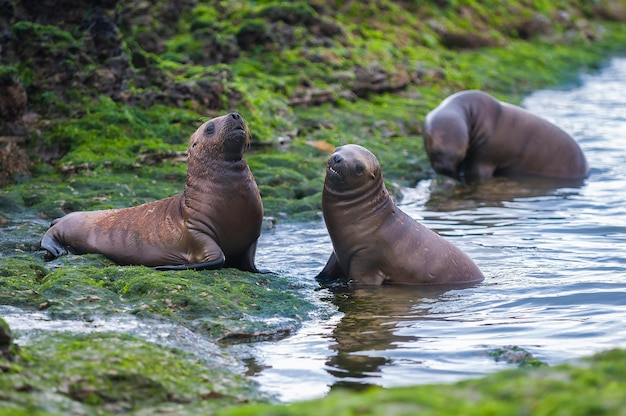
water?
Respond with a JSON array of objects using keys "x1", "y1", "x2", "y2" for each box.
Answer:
[{"x1": 249, "y1": 57, "x2": 626, "y2": 402}]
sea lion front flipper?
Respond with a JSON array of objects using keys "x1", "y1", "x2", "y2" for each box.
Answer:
[
  {"x1": 154, "y1": 237, "x2": 226, "y2": 271},
  {"x1": 315, "y1": 252, "x2": 346, "y2": 283},
  {"x1": 153, "y1": 257, "x2": 225, "y2": 271},
  {"x1": 225, "y1": 241, "x2": 262, "y2": 273},
  {"x1": 347, "y1": 260, "x2": 386, "y2": 286}
]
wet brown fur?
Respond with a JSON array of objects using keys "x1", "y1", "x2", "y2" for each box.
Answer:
[
  {"x1": 316, "y1": 144, "x2": 484, "y2": 286},
  {"x1": 40, "y1": 113, "x2": 263, "y2": 272},
  {"x1": 423, "y1": 90, "x2": 589, "y2": 183}
]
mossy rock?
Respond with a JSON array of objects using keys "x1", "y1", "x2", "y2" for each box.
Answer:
[
  {"x1": 257, "y1": 2, "x2": 318, "y2": 26},
  {"x1": 218, "y1": 349, "x2": 626, "y2": 416},
  {"x1": 0, "y1": 256, "x2": 49, "y2": 307},
  {"x1": 0, "y1": 331, "x2": 266, "y2": 415},
  {"x1": 0, "y1": 256, "x2": 315, "y2": 342},
  {"x1": 0, "y1": 317, "x2": 17, "y2": 360},
  {"x1": 488, "y1": 345, "x2": 547, "y2": 368}
]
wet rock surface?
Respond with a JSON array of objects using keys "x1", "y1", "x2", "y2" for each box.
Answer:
[{"x1": 0, "y1": 317, "x2": 15, "y2": 360}]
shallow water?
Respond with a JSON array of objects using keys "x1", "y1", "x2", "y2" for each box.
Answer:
[{"x1": 249, "y1": 57, "x2": 626, "y2": 402}]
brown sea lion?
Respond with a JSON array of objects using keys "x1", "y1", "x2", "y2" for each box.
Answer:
[
  {"x1": 315, "y1": 144, "x2": 484, "y2": 286},
  {"x1": 40, "y1": 112, "x2": 263, "y2": 272},
  {"x1": 423, "y1": 90, "x2": 589, "y2": 183}
]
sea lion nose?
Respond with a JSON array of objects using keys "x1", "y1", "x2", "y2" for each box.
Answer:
[
  {"x1": 332, "y1": 154, "x2": 343, "y2": 163},
  {"x1": 229, "y1": 112, "x2": 241, "y2": 120}
]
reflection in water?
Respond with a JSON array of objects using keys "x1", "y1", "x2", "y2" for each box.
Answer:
[
  {"x1": 325, "y1": 286, "x2": 451, "y2": 390},
  {"x1": 421, "y1": 175, "x2": 585, "y2": 213}
]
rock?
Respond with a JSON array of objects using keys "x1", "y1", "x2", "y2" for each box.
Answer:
[
  {"x1": 439, "y1": 31, "x2": 501, "y2": 49},
  {"x1": 0, "y1": 70, "x2": 27, "y2": 122},
  {"x1": 512, "y1": 13, "x2": 553, "y2": 40},
  {"x1": 0, "y1": 0, "x2": 14, "y2": 31},
  {"x1": 188, "y1": 30, "x2": 240, "y2": 65},
  {"x1": 0, "y1": 317, "x2": 15, "y2": 361},
  {"x1": 257, "y1": 2, "x2": 318, "y2": 26},
  {"x1": 0, "y1": 138, "x2": 31, "y2": 186},
  {"x1": 352, "y1": 64, "x2": 411, "y2": 97},
  {"x1": 489, "y1": 345, "x2": 546, "y2": 368},
  {"x1": 236, "y1": 19, "x2": 273, "y2": 51},
  {"x1": 14, "y1": 0, "x2": 110, "y2": 28},
  {"x1": 591, "y1": 0, "x2": 626, "y2": 22},
  {"x1": 134, "y1": 29, "x2": 165, "y2": 54},
  {"x1": 82, "y1": 9, "x2": 124, "y2": 62}
]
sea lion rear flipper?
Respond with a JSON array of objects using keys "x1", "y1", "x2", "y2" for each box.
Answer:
[{"x1": 39, "y1": 233, "x2": 69, "y2": 260}]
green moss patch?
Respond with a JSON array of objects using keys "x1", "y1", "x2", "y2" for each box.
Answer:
[
  {"x1": 0, "y1": 256, "x2": 313, "y2": 342},
  {"x1": 219, "y1": 349, "x2": 626, "y2": 416},
  {"x1": 0, "y1": 332, "x2": 265, "y2": 415},
  {"x1": 5, "y1": 2, "x2": 625, "y2": 220},
  {"x1": 0, "y1": 256, "x2": 49, "y2": 307}
]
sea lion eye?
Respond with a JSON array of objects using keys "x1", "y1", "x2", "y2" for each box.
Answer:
[
  {"x1": 355, "y1": 163, "x2": 365, "y2": 175},
  {"x1": 205, "y1": 123, "x2": 215, "y2": 135}
]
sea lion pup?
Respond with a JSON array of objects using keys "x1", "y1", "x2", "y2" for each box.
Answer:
[
  {"x1": 423, "y1": 90, "x2": 589, "y2": 183},
  {"x1": 40, "y1": 112, "x2": 264, "y2": 272},
  {"x1": 315, "y1": 144, "x2": 484, "y2": 286}
]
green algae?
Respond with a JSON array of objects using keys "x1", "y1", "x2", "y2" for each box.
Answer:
[
  {"x1": 0, "y1": 256, "x2": 49, "y2": 308},
  {"x1": 0, "y1": 317, "x2": 18, "y2": 361},
  {"x1": 43, "y1": 96, "x2": 195, "y2": 168},
  {"x1": 3, "y1": 327, "x2": 625, "y2": 416},
  {"x1": 3, "y1": 172, "x2": 184, "y2": 220},
  {"x1": 219, "y1": 349, "x2": 626, "y2": 416},
  {"x1": 0, "y1": 331, "x2": 265, "y2": 415},
  {"x1": 488, "y1": 345, "x2": 547, "y2": 368},
  {"x1": 0, "y1": 256, "x2": 313, "y2": 341}
]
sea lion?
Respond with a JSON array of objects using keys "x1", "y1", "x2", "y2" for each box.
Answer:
[
  {"x1": 40, "y1": 112, "x2": 263, "y2": 272},
  {"x1": 315, "y1": 144, "x2": 484, "y2": 286},
  {"x1": 423, "y1": 90, "x2": 589, "y2": 183}
]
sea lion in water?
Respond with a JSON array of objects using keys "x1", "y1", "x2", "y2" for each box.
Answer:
[
  {"x1": 40, "y1": 112, "x2": 263, "y2": 272},
  {"x1": 423, "y1": 90, "x2": 589, "y2": 183},
  {"x1": 315, "y1": 144, "x2": 484, "y2": 286}
]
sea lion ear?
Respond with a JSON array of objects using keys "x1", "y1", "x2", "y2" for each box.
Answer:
[
  {"x1": 370, "y1": 165, "x2": 379, "y2": 180},
  {"x1": 190, "y1": 135, "x2": 198, "y2": 148}
]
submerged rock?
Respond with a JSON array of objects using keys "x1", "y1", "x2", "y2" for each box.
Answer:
[{"x1": 489, "y1": 345, "x2": 547, "y2": 368}]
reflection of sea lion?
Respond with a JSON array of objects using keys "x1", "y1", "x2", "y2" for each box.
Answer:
[
  {"x1": 326, "y1": 285, "x2": 445, "y2": 384},
  {"x1": 316, "y1": 144, "x2": 484, "y2": 286},
  {"x1": 423, "y1": 90, "x2": 589, "y2": 183},
  {"x1": 40, "y1": 112, "x2": 263, "y2": 272}
]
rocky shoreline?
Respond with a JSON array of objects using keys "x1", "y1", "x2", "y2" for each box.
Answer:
[{"x1": 2, "y1": 0, "x2": 626, "y2": 414}]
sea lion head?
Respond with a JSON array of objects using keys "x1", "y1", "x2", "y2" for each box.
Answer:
[
  {"x1": 423, "y1": 113, "x2": 469, "y2": 181},
  {"x1": 189, "y1": 112, "x2": 251, "y2": 161},
  {"x1": 325, "y1": 144, "x2": 382, "y2": 193}
]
